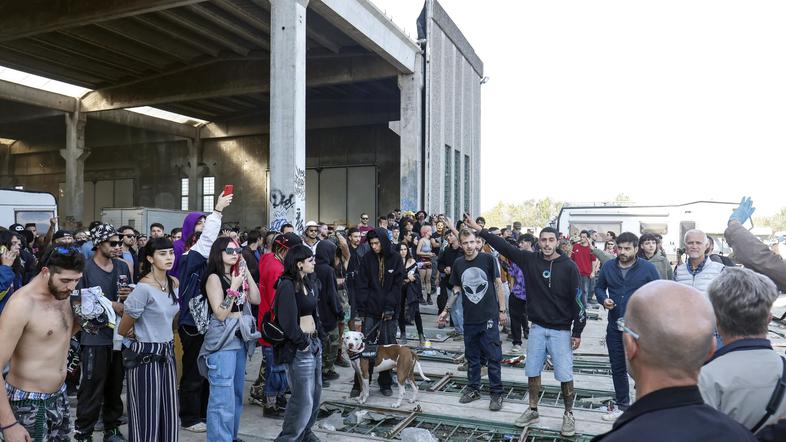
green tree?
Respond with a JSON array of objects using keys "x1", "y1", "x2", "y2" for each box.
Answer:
[
  {"x1": 758, "y1": 207, "x2": 786, "y2": 232},
  {"x1": 482, "y1": 198, "x2": 564, "y2": 229}
]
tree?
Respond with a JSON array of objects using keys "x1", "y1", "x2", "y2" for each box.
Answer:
[
  {"x1": 757, "y1": 207, "x2": 786, "y2": 233},
  {"x1": 481, "y1": 197, "x2": 564, "y2": 229}
]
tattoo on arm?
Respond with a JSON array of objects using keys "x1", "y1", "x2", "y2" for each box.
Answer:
[{"x1": 445, "y1": 290, "x2": 460, "y2": 310}]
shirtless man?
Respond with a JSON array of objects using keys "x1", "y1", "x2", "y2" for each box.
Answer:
[{"x1": 0, "y1": 247, "x2": 84, "y2": 442}]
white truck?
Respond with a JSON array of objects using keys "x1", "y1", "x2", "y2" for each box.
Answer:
[
  {"x1": 0, "y1": 189, "x2": 58, "y2": 233},
  {"x1": 101, "y1": 207, "x2": 192, "y2": 233},
  {"x1": 553, "y1": 201, "x2": 742, "y2": 260}
]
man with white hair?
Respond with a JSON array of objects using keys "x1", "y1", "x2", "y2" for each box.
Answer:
[
  {"x1": 591, "y1": 281, "x2": 756, "y2": 441},
  {"x1": 699, "y1": 268, "x2": 786, "y2": 433},
  {"x1": 673, "y1": 229, "x2": 725, "y2": 292}
]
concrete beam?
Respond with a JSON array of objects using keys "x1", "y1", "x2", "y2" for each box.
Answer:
[
  {"x1": 310, "y1": 0, "x2": 420, "y2": 73},
  {"x1": 90, "y1": 109, "x2": 197, "y2": 138},
  {"x1": 0, "y1": 79, "x2": 76, "y2": 112},
  {"x1": 0, "y1": 0, "x2": 208, "y2": 42},
  {"x1": 80, "y1": 55, "x2": 397, "y2": 112},
  {"x1": 268, "y1": 0, "x2": 308, "y2": 233}
]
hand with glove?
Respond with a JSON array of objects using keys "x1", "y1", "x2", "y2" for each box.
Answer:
[{"x1": 729, "y1": 196, "x2": 755, "y2": 226}]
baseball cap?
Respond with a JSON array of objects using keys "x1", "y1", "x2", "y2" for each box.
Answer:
[
  {"x1": 53, "y1": 230, "x2": 73, "y2": 240},
  {"x1": 273, "y1": 232, "x2": 303, "y2": 250},
  {"x1": 8, "y1": 223, "x2": 24, "y2": 233}
]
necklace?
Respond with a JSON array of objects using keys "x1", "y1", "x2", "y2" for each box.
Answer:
[{"x1": 152, "y1": 274, "x2": 168, "y2": 291}]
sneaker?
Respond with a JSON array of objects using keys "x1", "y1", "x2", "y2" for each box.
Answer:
[
  {"x1": 74, "y1": 433, "x2": 92, "y2": 442},
  {"x1": 561, "y1": 412, "x2": 576, "y2": 437},
  {"x1": 457, "y1": 362, "x2": 468, "y2": 372},
  {"x1": 459, "y1": 389, "x2": 481, "y2": 404},
  {"x1": 263, "y1": 406, "x2": 284, "y2": 418},
  {"x1": 350, "y1": 389, "x2": 360, "y2": 398},
  {"x1": 514, "y1": 408, "x2": 539, "y2": 427},
  {"x1": 276, "y1": 395, "x2": 288, "y2": 409},
  {"x1": 103, "y1": 428, "x2": 126, "y2": 442},
  {"x1": 602, "y1": 407, "x2": 624, "y2": 422},
  {"x1": 489, "y1": 394, "x2": 503, "y2": 411},
  {"x1": 183, "y1": 422, "x2": 207, "y2": 433},
  {"x1": 323, "y1": 370, "x2": 340, "y2": 381},
  {"x1": 511, "y1": 344, "x2": 522, "y2": 354}
]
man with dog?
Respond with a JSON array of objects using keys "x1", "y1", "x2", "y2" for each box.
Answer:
[
  {"x1": 351, "y1": 228, "x2": 404, "y2": 398},
  {"x1": 438, "y1": 228, "x2": 507, "y2": 411}
]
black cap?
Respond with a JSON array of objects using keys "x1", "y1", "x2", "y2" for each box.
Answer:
[
  {"x1": 8, "y1": 223, "x2": 24, "y2": 233},
  {"x1": 273, "y1": 232, "x2": 303, "y2": 250},
  {"x1": 53, "y1": 230, "x2": 73, "y2": 240}
]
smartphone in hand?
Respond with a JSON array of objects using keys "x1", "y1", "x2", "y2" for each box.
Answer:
[{"x1": 224, "y1": 184, "x2": 234, "y2": 196}]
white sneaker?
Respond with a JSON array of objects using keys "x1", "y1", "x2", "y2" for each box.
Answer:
[
  {"x1": 183, "y1": 422, "x2": 207, "y2": 433},
  {"x1": 511, "y1": 344, "x2": 522, "y2": 354},
  {"x1": 601, "y1": 407, "x2": 624, "y2": 422}
]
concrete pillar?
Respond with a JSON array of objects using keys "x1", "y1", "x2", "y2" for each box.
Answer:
[
  {"x1": 187, "y1": 138, "x2": 201, "y2": 211},
  {"x1": 268, "y1": 0, "x2": 309, "y2": 234},
  {"x1": 398, "y1": 54, "x2": 424, "y2": 212},
  {"x1": 0, "y1": 142, "x2": 13, "y2": 187},
  {"x1": 60, "y1": 110, "x2": 89, "y2": 227}
]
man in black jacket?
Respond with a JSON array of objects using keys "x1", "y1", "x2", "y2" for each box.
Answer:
[
  {"x1": 464, "y1": 217, "x2": 584, "y2": 437},
  {"x1": 437, "y1": 231, "x2": 462, "y2": 331},
  {"x1": 315, "y1": 240, "x2": 343, "y2": 386},
  {"x1": 351, "y1": 228, "x2": 404, "y2": 397}
]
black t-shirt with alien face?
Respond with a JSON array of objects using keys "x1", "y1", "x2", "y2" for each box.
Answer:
[{"x1": 449, "y1": 252, "x2": 499, "y2": 324}]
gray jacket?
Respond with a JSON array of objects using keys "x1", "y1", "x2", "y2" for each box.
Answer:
[
  {"x1": 646, "y1": 252, "x2": 673, "y2": 280},
  {"x1": 725, "y1": 222, "x2": 786, "y2": 292},
  {"x1": 699, "y1": 341, "x2": 786, "y2": 432},
  {"x1": 197, "y1": 302, "x2": 260, "y2": 378}
]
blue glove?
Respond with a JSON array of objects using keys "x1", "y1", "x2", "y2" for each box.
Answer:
[{"x1": 729, "y1": 196, "x2": 755, "y2": 225}]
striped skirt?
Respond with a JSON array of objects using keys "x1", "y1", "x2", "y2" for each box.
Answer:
[{"x1": 125, "y1": 341, "x2": 179, "y2": 442}]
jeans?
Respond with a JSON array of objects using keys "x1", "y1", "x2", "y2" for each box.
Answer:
[
  {"x1": 463, "y1": 320, "x2": 502, "y2": 395},
  {"x1": 206, "y1": 344, "x2": 247, "y2": 442},
  {"x1": 509, "y1": 296, "x2": 529, "y2": 345},
  {"x1": 579, "y1": 276, "x2": 591, "y2": 308},
  {"x1": 276, "y1": 339, "x2": 322, "y2": 442},
  {"x1": 450, "y1": 295, "x2": 464, "y2": 334},
  {"x1": 606, "y1": 328, "x2": 629, "y2": 409},
  {"x1": 525, "y1": 324, "x2": 573, "y2": 382},
  {"x1": 178, "y1": 325, "x2": 209, "y2": 427}
]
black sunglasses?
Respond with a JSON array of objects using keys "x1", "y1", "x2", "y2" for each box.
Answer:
[
  {"x1": 108, "y1": 241, "x2": 122, "y2": 247},
  {"x1": 224, "y1": 247, "x2": 242, "y2": 254}
]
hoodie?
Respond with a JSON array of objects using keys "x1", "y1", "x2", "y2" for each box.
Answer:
[
  {"x1": 171, "y1": 212, "x2": 205, "y2": 277},
  {"x1": 480, "y1": 231, "x2": 586, "y2": 338},
  {"x1": 256, "y1": 252, "x2": 284, "y2": 347},
  {"x1": 315, "y1": 241, "x2": 342, "y2": 332},
  {"x1": 355, "y1": 228, "x2": 404, "y2": 319}
]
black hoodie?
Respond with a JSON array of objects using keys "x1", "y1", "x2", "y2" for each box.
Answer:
[
  {"x1": 355, "y1": 227, "x2": 404, "y2": 319},
  {"x1": 481, "y1": 230, "x2": 586, "y2": 338},
  {"x1": 315, "y1": 240, "x2": 342, "y2": 332}
]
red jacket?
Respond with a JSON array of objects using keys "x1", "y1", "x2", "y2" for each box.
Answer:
[
  {"x1": 257, "y1": 252, "x2": 284, "y2": 347},
  {"x1": 571, "y1": 243, "x2": 596, "y2": 277}
]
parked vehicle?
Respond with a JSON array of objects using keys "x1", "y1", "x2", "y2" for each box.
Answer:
[
  {"x1": 0, "y1": 188, "x2": 58, "y2": 232},
  {"x1": 101, "y1": 207, "x2": 191, "y2": 233}
]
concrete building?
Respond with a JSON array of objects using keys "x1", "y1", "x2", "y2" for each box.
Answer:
[{"x1": 0, "y1": 0, "x2": 482, "y2": 231}]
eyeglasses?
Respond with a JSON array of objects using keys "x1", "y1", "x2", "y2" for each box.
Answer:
[
  {"x1": 616, "y1": 317, "x2": 640, "y2": 340},
  {"x1": 224, "y1": 247, "x2": 242, "y2": 255},
  {"x1": 108, "y1": 241, "x2": 122, "y2": 247}
]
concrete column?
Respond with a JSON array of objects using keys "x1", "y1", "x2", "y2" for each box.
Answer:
[
  {"x1": 60, "y1": 110, "x2": 89, "y2": 227},
  {"x1": 268, "y1": 0, "x2": 309, "y2": 234},
  {"x1": 398, "y1": 54, "x2": 424, "y2": 212},
  {"x1": 187, "y1": 138, "x2": 201, "y2": 211},
  {"x1": 0, "y1": 142, "x2": 13, "y2": 187}
]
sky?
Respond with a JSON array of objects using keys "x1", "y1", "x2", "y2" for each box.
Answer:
[{"x1": 371, "y1": 0, "x2": 786, "y2": 216}]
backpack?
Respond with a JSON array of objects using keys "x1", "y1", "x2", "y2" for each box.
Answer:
[
  {"x1": 180, "y1": 252, "x2": 209, "y2": 334},
  {"x1": 261, "y1": 286, "x2": 285, "y2": 343}
]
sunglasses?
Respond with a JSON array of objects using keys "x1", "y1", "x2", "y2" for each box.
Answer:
[
  {"x1": 224, "y1": 247, "x2": 242, "y2": 255},
  {"x1": 108, "y1": 241, "x2": 122, "y2": 247},
  {"x1": 361, "y1": 217, "x2": 369, "y2": 221},
  {"x1": 307, "y1": 229, "x2": 318, "y2": 233}
]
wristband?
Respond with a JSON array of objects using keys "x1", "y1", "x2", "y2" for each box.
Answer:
[
  {"x1": 0, "y1": 421, "x2": 19, "y2": 431},
  {"x1": 227, "y1": 288, "x2": 241, "y2": 298}
]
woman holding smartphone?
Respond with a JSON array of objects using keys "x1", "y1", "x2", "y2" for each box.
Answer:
[
  {"x1": 199, "y1": 236, "x2": 261, "y2": 442},
  {"x1": 118, "y1": 237, "x2": 180, "y2": 441}
]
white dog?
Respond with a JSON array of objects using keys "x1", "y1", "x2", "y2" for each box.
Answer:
[{"x1": 342, "y1": 330, "x2": 430, "y2": 408}]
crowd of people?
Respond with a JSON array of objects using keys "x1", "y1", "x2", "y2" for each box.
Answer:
[{"x1": 3, "y1": 195, "x2": 786, "y2": 441}]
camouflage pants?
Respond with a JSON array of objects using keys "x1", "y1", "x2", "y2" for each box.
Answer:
[{"x1": 3, "y1": 383, "x2": 70, "y2": 442}]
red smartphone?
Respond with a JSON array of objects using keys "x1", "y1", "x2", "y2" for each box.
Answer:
[{"x1": 223, "y1": 184, "x2": 234, "y2": 196}]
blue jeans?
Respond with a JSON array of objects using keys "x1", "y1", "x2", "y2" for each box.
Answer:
[
  {"x1": 206, "y1": 344, "x2": 247, "y2": 442},
  {"x1": 525, "y1": 324, "x2": 573, "y2": 382},
  {"x1": 276, "y1": 339, "x2": 322, "y2": 442},
  {"x1": 579, "y1": 275, "x2": 591, "y2": 307},
  {"x1": 450, "y1": 295, "x2": 464, "y2": 334},
  {"x1": 463, "y1": 320, "x2": 502, "y2": 394},
  {"x1": 606, "y1": 328, "x2": 629, "y2": 409}
]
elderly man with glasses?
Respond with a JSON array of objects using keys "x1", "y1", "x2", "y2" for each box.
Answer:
[{"x1": 591, "y1": 280, "x2": 756, "y2": 442}]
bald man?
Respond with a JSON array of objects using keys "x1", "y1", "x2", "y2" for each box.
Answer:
[{"x1": 591, "y1": 281, "x2": 756, "y2": 442}]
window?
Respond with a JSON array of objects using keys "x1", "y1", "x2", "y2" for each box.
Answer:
[
  {"x1": 444, "y1": 146, "x2": 452, "y2": 215},
  {"x1": 454, "y1": 150, "x2": 461, "y2": 220},
  {"x1": 464, "y1": 154, "x2": 470, "y2": 213},
  {"x1": 180, "y1": 178, "x2": 189, "y2": 211},
  {"x1": 202, "y1": 176, "x2": 215, "y2": 211}
]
